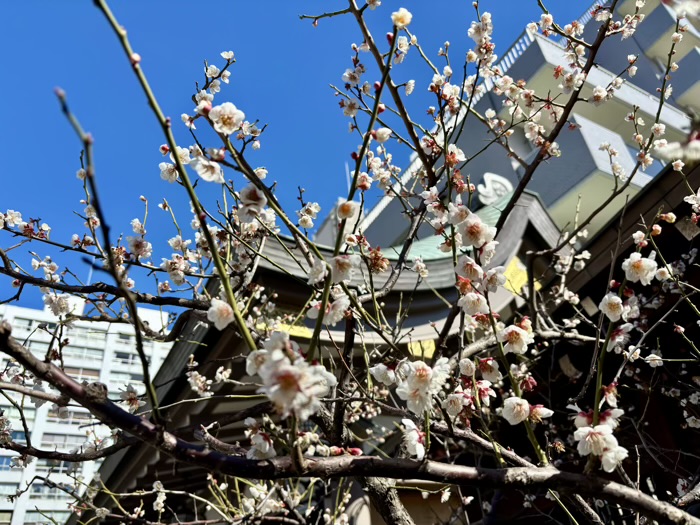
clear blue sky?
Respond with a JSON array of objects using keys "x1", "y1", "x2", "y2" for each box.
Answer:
[{"x1": 0, "y1": 1, "x2": 589, "y2": 310}]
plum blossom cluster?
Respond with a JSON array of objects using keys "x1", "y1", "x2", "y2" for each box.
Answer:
[
  {"x1": 501, "y1": 396, "x2": 553, "y2": 426},
  {"x1": 573, "y1": 419, "x2": 629, "y2": 473},
  {"x1": 370, "y1": 358, "x2": 450, "y2": 416},
  {"x1": 244, "y1": 416, "x2": 277, "y2": 460},
  {"x1": 0, "y1": 209, "x2": 51, "y2": 240},
  {"x1": 297, "y1": 201, "x2": 321, "y2": 229},
  {"x1": 247, "y1": 331, "x2": 337, "y2": 421},
  {"x1": 185, "y1": 356, "x2": 232, "y2": 398},
  {"x1": 307, "y1": 290, "x2": 351, "y2": 327},
  {"x1": 467, "y1": 12, "x2": 496, "y2": 75}
]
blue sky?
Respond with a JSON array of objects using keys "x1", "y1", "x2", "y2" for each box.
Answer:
[{"x1": 0, "y1": 1, "x2": 589, "y2": 310}]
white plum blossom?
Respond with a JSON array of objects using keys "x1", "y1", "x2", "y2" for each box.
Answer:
[
  {"x1": 374, "y1": 127, "x2": 392, "y2": 143},
  {"x1": 337, "y1": 200, "x2": 360, "y2": 222},
  {"x1": 529, "y1": 405, "x2": 554, "y2": 423},
  {"x1": 307, "y1": 294, "x2": 351, "y2": 326},
  {"x1": 190, "y1": 157, "x2": 224, "y2": 183},
  {"x1": 480, "y1": 240, "x2": 499, "y2": 265},
  {"x1": 159, "y1": 162, "x2": 178, "y2": 183},
  {"x1": 168, "y1": 235, "x2": 191, "y2": 252},
  {"x1": 501, "y1": 397, "x2": 530, "y2": 425},
  {"x1": 479, "y1": 358, "x2": 502, "y2": 383},
  {"x1": 448, "y1": 202, "x2": 470, "y2": 225},
  {"x1": 445, "y1": 144, "x2": 466, "y2": 167},
  {"x1": 396, "y1": 358, "x2": 450, "y2": 415},
  {"x1": 591, "y1": 85, "x2": 609, "y2": 105},
  {"x1": 621, "y1": 252, "x2": 658, "y2": 285},
  {"x1": 342, "y1": 67, "x2": 363, "y2": 85},
  {"x1": 120, "y1": 384, "x2": 145, "y2": 413},
  {"x1": 574, "y1": 425, "x2": 616, "y2": 456},
  {"x1": 599, "y1": 293, "x2": 624, "y2": 322},
  {"x1": 257, "y1": 350, "x2": 337, "y2": 421},
  {"x1": 570, "y1": 406, "x2": 625, "y2": 429},
  {"x1": 645, "y1": 352, "x2": 663, "y2": 367},
  {"x1": 656, "y1": 266, "x2": 672, "y2": 281},
  {"x1": 246, "y1": 349, "x2": 269, "y2": 377},
  {"x1": 330, "y1": 254, "x2": 361, "y2": 283},
  {"x1": 459, "y1": 214, "x2": 496, "y2": 248},
  {"x1": 412, "y1": 257, "x2": 429, "y2": 278},
  {"x1": 497, "y1": 325, "x2": 534, "y2": 355},
  {"x1": 128, "y1": 236, "x2": 152, "y2": 260},
  {"x1": 475, "y1": 380, "x2": 496, "y2": 406},
  {"x1": 3, "y1": 210, "x2": 22, "y2": 228},
  {"x1": 130, "y1": 218, "x2": 146, "y2": 235},
  {"x1": 207, "y1": 298, "x2": 235, "y2": 330},
  {"x1": 247, "y1": 432, "x2": 276, "y2": 460},
  {"x1": 402, "y1": 419, "x2": 425, "y2": 460},
  {"x1": 459, "y1": 357, "x2": 476, "y2": 377},
  {"x1": 458, "y1": 292, "x2": 489, "y2": 315},
  {"x1": 574, "y1": 425, "x2": 628, "y2": 472},
  {"x1": 307, "y1": 258, "x2": 328, "y2": 286},
  {"x1": 43, "y1": 294, "x2": 71, "y2": 316},
  {"x1": 601, "y1": 445, "x2": 629, "y2": 473},
  {"x1": 482, "y1": 267, "x2": 506, "y2": 293},
  {"x1": 455, "y1": 255, "x2": 483, "y2": 281},
  {"x1": 443, "y1": 389, "x2": 470, "y2": 417},
  {"x1": 370, "y1": 363, "x2": 396, "y2": 386},
  {"x1": 391, "y1": 8, "x2": 412, "y2": 29},
  {"x1": 239, "y1": 184, "x2": 268, "y2": 208},
  {"x1": 161, "y1": 254, "x2": 190, "y2": 285},
  {"x1": 209, "y1": 102, "x2": 245, "y2": 135}
]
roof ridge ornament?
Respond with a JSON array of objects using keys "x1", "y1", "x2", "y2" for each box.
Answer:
[{"x1": 477, "y1": 172, "x2": 514, "y2": 206}]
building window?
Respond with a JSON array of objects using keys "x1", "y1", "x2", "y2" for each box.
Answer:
[
  {"x1": 30, "y1": 483, "x2": 70, "y2": 500},
  {"x1": 62, "y1": 367, "x2": 100, "y2": 383},
  {"x1": 62, "y1": 347, "x2": 104, "y2": 363},
  {"x1": 0, "y1": 511, "x2": 12, "y2": 525},
  {"x1": 10, "y1": 431, "x2": 26, "y2": 444},
  {"x1": 116, "y1": 333, "x2": 133, "y2": 344},
  {"x1": 113, "y1": 351, "x2": 142, "y2": 366},
  {"x1": 2, "y1": 406, "x2": 36, "y2": 423},
  {"x1": 28, "y1": 341, "x2": 49, "y2": 354},
  {"x1": 0, "y1": 456, "x2": 15, "y2": 471},
  {"x1": 12, "y1": 318, "x2": 34, "y2": 330},
  {"x1": 46, "y1": 409, "x2": 92, "y2": 426},
  {"x1": 0, "y1": 483, "x2": 18, "y2": 497},
  {"x1": 40, "y1": 433, "x2": 86, "y2": 450},
  {"x1": 35, "y1": 459, "x2": 76, "y2": 475}
]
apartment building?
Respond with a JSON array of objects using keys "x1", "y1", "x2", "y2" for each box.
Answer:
[{"x1": 0, "y1": 301, "x2": 170, "y2": 525}]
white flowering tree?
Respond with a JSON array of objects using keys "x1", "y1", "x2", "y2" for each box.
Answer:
[{"x1": 1, "y1": 1, "x2": 700, "y2": 524}]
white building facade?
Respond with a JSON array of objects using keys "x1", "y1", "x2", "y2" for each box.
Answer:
[{"x1": 0, "y1": 302, "x2": 171, "y2": 525}]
